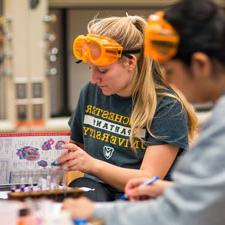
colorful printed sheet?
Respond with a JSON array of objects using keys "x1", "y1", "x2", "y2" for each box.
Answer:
[{"x1": 0, "y1": 132, "x2": 70, "y2": 185}]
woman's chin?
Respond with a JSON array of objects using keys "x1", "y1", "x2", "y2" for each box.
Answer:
[{"x1": 101, "y1": 88, "x2": 113, "y2": 96}]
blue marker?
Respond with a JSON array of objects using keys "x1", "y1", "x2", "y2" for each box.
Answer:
[
  {"x1": 51, "y1": 160, "x2": 59, "y2": 166},
  {"x1": 120, "y1": 176, "x2": 160, "y2": 200},
  {"x1": 51, "y1": 148, "x2": 68, "y2": 166}
]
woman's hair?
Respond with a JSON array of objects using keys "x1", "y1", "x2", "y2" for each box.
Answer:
[
  {"x1": 87, "y1": 15, "x2": 198, "y2": 149},
  {"x1": 164, "y1": 0, "x2": 225, "y2": 67}
]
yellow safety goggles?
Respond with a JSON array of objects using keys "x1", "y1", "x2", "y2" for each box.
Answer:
[
  {"x1": 144, "y1": 11, "x2": 180, "y2": 62},
  {"x1": 73, "y1": 34, "x2": 141, "y2": 66}
]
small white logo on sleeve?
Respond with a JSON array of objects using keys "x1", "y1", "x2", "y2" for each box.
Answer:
[{"x1": 103, "y1": 146, "x2": 114, "y2": 160}]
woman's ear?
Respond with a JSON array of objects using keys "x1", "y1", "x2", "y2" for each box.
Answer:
[
  {"x1": 123, "y1": 55, "x2": 137, "y2": 71},
  {"x1": 190, "y1": 52, "x2": 212, "y2": 79}
]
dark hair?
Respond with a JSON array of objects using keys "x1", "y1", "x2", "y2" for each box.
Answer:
[{"x1": 164, "y1": 0, "x2": 225, "y2": 65}]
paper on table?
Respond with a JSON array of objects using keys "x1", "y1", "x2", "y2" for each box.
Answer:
[{"x1": 0, "y1": 191, "x2": 9, "y2": 199}]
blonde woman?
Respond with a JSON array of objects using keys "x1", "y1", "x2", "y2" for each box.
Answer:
[{"x1": 57, "y1": 15, "x2": 197, "y2": 201}]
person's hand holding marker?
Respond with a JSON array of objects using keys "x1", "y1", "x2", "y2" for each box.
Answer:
[
  {"x1": 51, "y1": 141, "x2": 69, "y2": 167},
  {"x1": 124, "y1": 176, "x2": 173, "y2": 201},
  {"x1": 52, "y1": 142, "x2": 99, "y2": 174}
]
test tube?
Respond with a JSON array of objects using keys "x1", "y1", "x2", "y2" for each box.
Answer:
[
  {"x1": 47, "y1": 170, "x2": 51, "y2": 190},
  {"x1": 19, "y1": 177, "x2": 25, "y2": 192},
  {"x1": 10, "y1": 185, "x2": 16, "y2": 192},
  {"x1": 28, "y1": 176, "x2": 33, "y2": 192}
]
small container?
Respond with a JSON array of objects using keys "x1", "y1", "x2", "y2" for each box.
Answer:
[{"x1": 73, "y1": 218, "x2": 88, "y2": 225}]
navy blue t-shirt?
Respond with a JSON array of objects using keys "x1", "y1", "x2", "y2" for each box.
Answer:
[{"x1": 69, "y1": 82, "x2": 188, "y2": 182}]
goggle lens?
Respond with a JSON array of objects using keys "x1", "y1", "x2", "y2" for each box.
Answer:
[
  {"x1": 74, "y1": 38, "x2": 102, "y2": 63},
  {"x1": 85, "y1": 41, "x2": 102, "y2": 60}
]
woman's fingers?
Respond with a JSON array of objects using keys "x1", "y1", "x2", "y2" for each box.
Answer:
[
  {"x1": 64, "y1": 143, "x2": 80, "y2": 151},
  {"x1": 125, "y1": 177, "x2": 149, "y2": 194}
]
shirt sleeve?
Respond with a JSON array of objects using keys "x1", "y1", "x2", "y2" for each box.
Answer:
[
  {"x1": 92, "y1": 98, "x2": 225, "y2": 225},
  {"x1": 146, "y1": 96, "x2": 189, "y2": 150},
  {"x1": 93, "y1": 131, "x2": 225, "y2": 225}
]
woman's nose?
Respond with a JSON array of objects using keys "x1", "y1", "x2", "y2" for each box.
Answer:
[{"x1": 90, "y1": 69, "x2": 102, "y2": 84}]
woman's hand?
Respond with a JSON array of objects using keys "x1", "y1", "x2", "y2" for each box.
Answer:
[
  {"x1": 125, "y1": 177, "x2": 173, "y2": 201},
  {"x1": 57, "y1": 143, "x2": 98, "y2": 173},
  {"x1": 63, "y1": 197, "x2": 94, "y2": 220}
]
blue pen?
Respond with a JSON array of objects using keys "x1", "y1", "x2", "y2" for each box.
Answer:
[
  {"x1": 142, "y1": 176, "x2": 160, "y2": 186},
  {"x1": 120, "y1": 176, "x2": 160, "y2": 200}
]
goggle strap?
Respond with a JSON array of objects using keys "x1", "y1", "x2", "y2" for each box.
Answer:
[
  {"x1": 75, "y1": 49, "x2": 141, "y2": 64},
  {"x1": 122, "y1": 49, "x2": 141, "y2": 59},
  {"x1": 76, "y1": 60, "x2": 82, "y2": 64}
]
